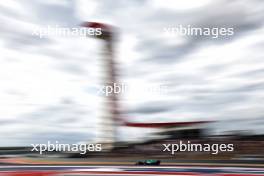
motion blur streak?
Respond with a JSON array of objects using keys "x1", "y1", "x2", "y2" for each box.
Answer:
[
  {"x1": 0, "y1": 0, "x2": 264, "y2": 175},
  {"x1": 0, "y1": 165, "x2": 263, "y2": 176}
]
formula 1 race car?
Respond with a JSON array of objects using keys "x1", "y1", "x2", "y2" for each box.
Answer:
[{"x1": 136, "y1": 159, "x2": 161, "y2": 165}]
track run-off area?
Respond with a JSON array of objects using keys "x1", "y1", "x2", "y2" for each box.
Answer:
[{"x1": 0, "y1": 165, "x2": 263, "y2": 176}]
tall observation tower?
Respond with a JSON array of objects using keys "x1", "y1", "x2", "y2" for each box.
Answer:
[
  {"x1": 81, "y1": 22, "x2": 212, "y2": 150},
  {"x1": 81, "y1": 22, "x2": 119, "y2": 150}
]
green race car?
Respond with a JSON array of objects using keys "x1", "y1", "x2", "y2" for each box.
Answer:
[{"x1": 136, "y1": 159, "x2": 161, "y2": 165}]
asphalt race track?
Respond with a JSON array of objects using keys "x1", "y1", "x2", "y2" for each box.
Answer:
[{"x1": 0, "y1": 165, "x2": 263, "y2": 176}]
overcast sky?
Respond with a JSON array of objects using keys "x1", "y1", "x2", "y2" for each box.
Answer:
[{"x1": 0, "y1": 0, "x2": 264, "y2": 146}]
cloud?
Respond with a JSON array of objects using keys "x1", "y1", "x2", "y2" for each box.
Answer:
[
  {"x1": 0, "y1": 0, "x2": 264, "y2": 145},
  {"x1": 0, "y1": 98, "x2": 96, "y2": 146},
  {"x1": 137, "y1": 0, "x2": 264, "y2": 64},
  {"x1": 127, "y1": 101, "x2": 172, "y2": 115}
]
